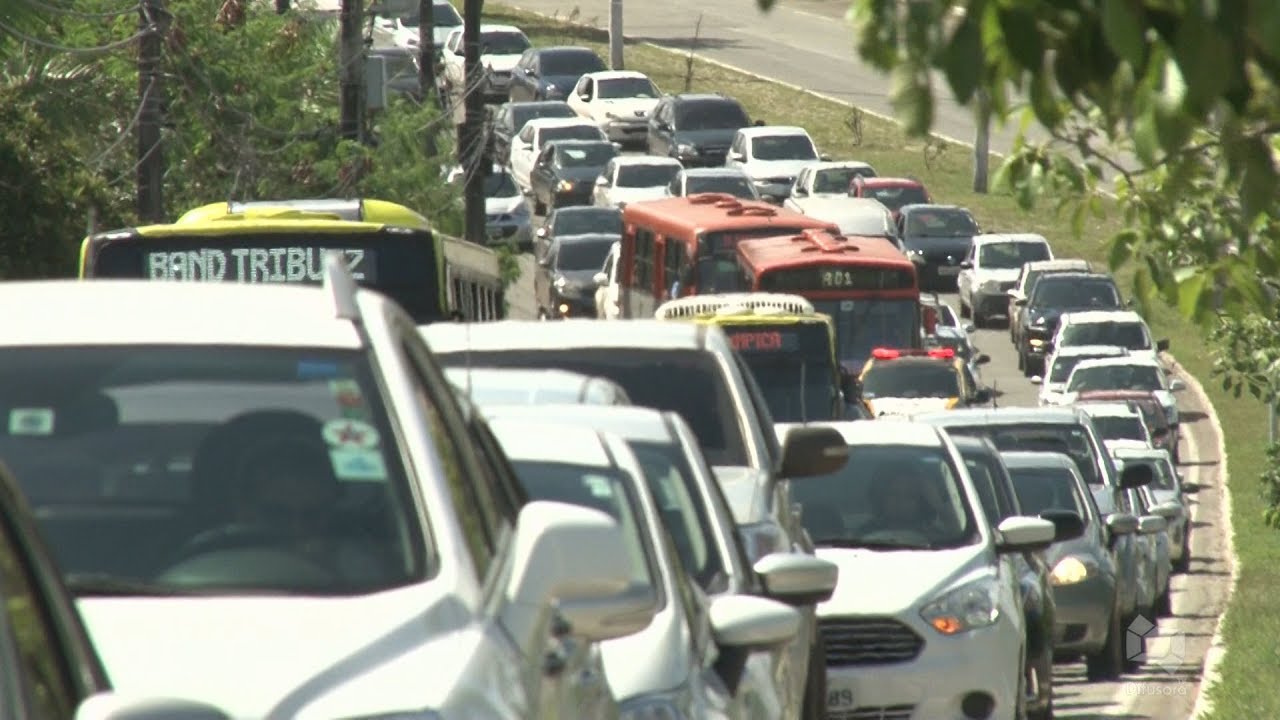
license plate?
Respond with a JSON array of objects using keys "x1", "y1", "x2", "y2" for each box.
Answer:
[
  {"x1": 938, "y1": 265, "x2": 962, "y2": 275},
  {"x1": 827, "y1": 688, "x2": 856, "y2": 711}
]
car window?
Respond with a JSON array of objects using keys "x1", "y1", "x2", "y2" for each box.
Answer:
[
  {"x1": 1062, "y1": 321, "x2": 1151, "y2": 351},
  {"x1": 961, "y1": 455, "x2": 1006, "y2": 528},
  {"x1": 1087, "y1": 414, "x2": 1148, "y2": 442},
  {"x1": 675, "y1": 100, "x2": 749, "y2": 131},
  {"x1": 979, "y1": 242, "x2": 1051, "y2": 269},
  {"x1": 732, "y1": 352, "x2": 781, "y2": 464},
  {"x1": 541, "y1": 50, "x2": 606, "y2": 76},
  {"x1": 1031, "y1": 278, "x2": 1121, "y2": 308},
  {"x1": 862, "y1": 362, "x2": 960, "y2": 399},
  {"x1": 616, "y1": 163, "x2": 681, "y2": 188},
  {"x1": 1007, "y1": 465, "x2": 1088, "y2": 519},
  {"x1": 1067, "y1": 364, "x2": 1163, "y2": 393},
  {"x1": 518, "y1": 124, "x2": 535, "y2": 143},
  {"x1": 749, "y1": 135, "x2": 817, "y2": 161},
  {"x1": 948, "y1": 423, "x2": 1104, "y2": 487}
]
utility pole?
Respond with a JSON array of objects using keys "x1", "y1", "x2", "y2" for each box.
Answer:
[
  {"x1": 136, "y1": 0, "x2": 168, "y2": 223},
  {"x1": 972, "y1": 87, "x2": 991, "y2": 193},
  {"x1": 339, "y1": 0, "x2": 365, "y2": 141},
  {"x1": 461, "y1": 0, "x2": 487, "y2": 244},
  {"x1": 608, "y1": 0, "x2": 623, "y2": 70},
  {"x1": 416, "y1": 0, "x2": 438, "y2": 156},
  {"x1": 274, "y1": 0, "x2": 289, "y2": 13}
]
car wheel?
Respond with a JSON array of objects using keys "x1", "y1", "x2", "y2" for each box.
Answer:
[
  {"x1": 1022, "y1": 352, "x2": 1038, "y2": 378},
  {"x1": 1123, "y1": 610, "x2": 1146, "y2": 673},
  {"x1": 1174, "y1": 534, "x2": 1191, "y2": 573},
  {"x1": 1085, "y1": 604, "x2": 1125, "y2": 681},
  {"x1": 537, "y1": 308, "x2": 549, "y2": 321},
  {"x1": 800, "y1": 630, "x2": 828, "y2": 720},
  {"x1": 973, "y1": 307, "x2": 986, "y2": 329}
]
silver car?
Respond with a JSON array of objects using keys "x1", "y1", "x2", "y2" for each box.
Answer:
[
  {"x1": 445, "y1": 367, "x2": 632, "y2": 406},
  {"x1": 998, "y1": 451, "x2": 1136, "y2": 680},
  {"x1": 1111, "y1": 446, "x2": 1194, "y2": 572},
  {"x1": 487, "y1": 418, "x2": 805, "y2": 720},
  {"x1": 1129, "y1": 486, "x2": 1173, "y2": 617}
]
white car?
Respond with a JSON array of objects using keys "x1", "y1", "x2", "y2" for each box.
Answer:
[
  {"x1": 1078, "y1": 402, "x2": 1154, "y2": 447},
  {"x1": 0, "y1": 264, "x2": 652, "y2": 719},
  {"x1": 1033, "y1": 344, "x2": 1131, "y2": 406},
  {"x1": 1059, "y1": 356, "x2": 1186, "y2": 430},
  {"x1": 371, "y1": 0, "x2": 461, "y2": 52},
  {"x1": 665, "y1": 167, "x2": 761, "y2": 200},
  {"x1": 785, "y1": 196, "x2": 902, "y2": 248},
  {"x1": 594, "y1": 156, "x2": 684, "y2": 208},
  {"x1": 508, "y1": 116, "x2": 608, "y2": 191},
  {"x1": 783, "y1": 160, "x2": 877, "y2": 209},
  {"x1": 1050, "y1": 309, "x2": 1170, "y2": 366},
  {"x1": 775, "y1": 420, "x2": 1055, "y2": 720},
  {"x1": 594, "y1": 240, "x2": 622, "y2": 319},
  {"x1": 957, "y1": 233, "x2": 1054, "y2": 327},
  {"x1": 439, "y1": 24, "x2": 531, "y2": 101},
  {"x1": 567, "y1": 70, "x2": 662, "y2": 147},
  {"x1": 725, "y1": 126, "x2": 826, "y2": 202}
]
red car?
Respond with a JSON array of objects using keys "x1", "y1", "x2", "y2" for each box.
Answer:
[
  {"x1": 1076, "y1": 389, "x2": 1178, "y2": 463},
  {"x1": 849, "y1": 176, "x2": 932, "y2": 221}
]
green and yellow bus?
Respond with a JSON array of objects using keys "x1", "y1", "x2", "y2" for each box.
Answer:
[{"x1": 80, "y1": 198, "x2": 502, "y2": 323}]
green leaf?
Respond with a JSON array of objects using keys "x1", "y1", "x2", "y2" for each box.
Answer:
[
  {"x1": 1101, "y1": 0, "x2": 1146, "y2": 69},
  {"x1": 1176, "y1": 269, "x2": 1209, "y2": 320},
  {"x1": 889, "y1": 64, "x2": 934, "y2": 137},
  {"x1": 1172, "y1": 21, "x2": 1231, "y2": 115},
  {"x1": 996, "y1": 7, "x2": 1042, "y2": 71},
  {"x1": 1028, "y1": 70, "x2": 1063, "y2": 129},
  {"x1": 1240, "y1": 138, "x2": 1280, "y2": 222},
  {"x1": 1131, "y1": 108, "x2": 1160, "y2": 166},
  {"x1": 941, "y1": 11, "x2": 983, "y2": 105},
  {"x1": 991, "y1": 155, "x2": 1021, "y2": 194},
  {"x1": 1109, "y1": 229, "x2": 1138, "y2": 270}
]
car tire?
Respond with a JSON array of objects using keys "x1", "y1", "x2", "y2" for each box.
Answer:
[
  {"x1": 1085, "y1": 604, "x2": 1125, "y2": 681},
  {"x1": 1174, "y1": 534, "x2": 1191, "y2": 573},
  {"x1": 800, "y1": 630, "x2": 828, "y2": 720},
  {"x1": 1022, "y1": 353, "x2": 1038, "y2": 378},
  {"x1": 1123, "y1": 610, "x2": 1146, "y2": 673},
  {"x1": 973, "y1": 308, "x2": 985, "y2": 329}
]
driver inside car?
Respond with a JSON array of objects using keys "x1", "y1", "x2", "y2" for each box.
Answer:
[{"x1": 862, "y1": 468, "x2": 942, "y2": 540}]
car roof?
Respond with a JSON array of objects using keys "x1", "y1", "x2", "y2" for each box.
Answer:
[
  {"x1": 860, "y1": 177, "x2": 925, "y2": 187},
  {"x1": 535, "y1": 45, "x2": 598, "y2": 56},
  {"x1": 737, "y1": 125, "x2": 809, "y2": 138},
  {"x1": 998, "y1": 450, "x2": 1080, "y2": 470},
  {"x1": 672, "y1": 93, "x2": 739, "y2": 103},
  {"x1": 421, "y1": 319, "x2": 713, "y2": 354},
  {"x1": 973, "y1": 233, "x2": 1050, "y2": 246},
  {"x1": 797, "y1": 196, "x2": 890, "y2": 216},
  {"x1": 1027, "y1": 258, "x2": 1089, "y2": 270},
  {"x1": 548, "y1": 139, "x2": 612, "y2": 149},
  {"x1": 527, "y1": 117, "x2": 600, "y2": 130},
  {"x1": 1060, "y1": 310, "x2": 1144, "y2": 324},
  {"x1": 478, "y1": 24, "x2": 523, "y2": 33},
  {"x1": 0, "y1": 281, "x2": 365, "y2": 348},
  {"x1": 1049, "y1": 345, "x2": 1129, "y2": 358},
  {"x1": 1111, "y1": 446, "x2": 1174, "y2": 462},
  {"x1": 582, "y1": 70, "x2": 650, "y2": 81},
  {"x1": 552, "y1": 232, "x2": 621, "y2": 245},
  {"x1": 486, "y1": 418, "x2": 614, "y2": 466},
  {"x1": 865, "y1": 355, "x2": 956, "y2": 370},
  {"x1": 614, "y1": 155, "x2": 683, "y2": 166},
  {"x1": 914, "y1": 406, "x2": 1087, "y2": 426},
  {"x1": 483, "y1": 404, "x2": 674, "y2": 444},
  {"x1": 680, "y1": 167, "x2": 750, "y2": 177},
  {"x1": 805, "y1": 160, "x2": 874, "y2": 171},
  {"x1": 552, "y1": 205, "x2": 619, "y2": 214},
  {"x1": 445, "y1": 366, "x2": 621, "y2": 396},
  {"x1": 775, "y1": 420, "x2": 945, "y2": 448},
  {"x1": 1073, "y1": 356, "x2": 1161, "y2": 370},
  {"x1": 506, "y1": 100, "x2": 573, "y2": 110},
  {"x1": 1076, "y1": 402, "x2": 1142, "y2": 418}
]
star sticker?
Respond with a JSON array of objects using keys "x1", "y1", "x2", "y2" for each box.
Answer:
[{"x1": 336, "y1": 423, "x2": 366, "y2": 445}]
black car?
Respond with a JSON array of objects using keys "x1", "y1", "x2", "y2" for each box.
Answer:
[
  {"x1": 0, "y1": 461, "x2": 230, "y2": 719},
  {"x1": 951, "y1": 436, "x2": 1083, "y2": 720},
  {"x1": 534, "y1": 206, "x2": 623, "y2": 261},
  {"x1": 647, "y1": 93, "x2": 751, "y2": 167},
  {"x1": 507, "y1": 46, "x2": 607, "y2": 102},
  {"x1": 1014, "y1": 272, "x2": 1124, "y2": 376},
  {"x1": 487, "y1": 101, "x2": 578, "y2": 166},
  {"x1": 894, "y1": 204, "x2": 981, "y2": 290},
  {"x1": 535, "y1": 233, "x2": 617, "y2": 319},
  {"x1": 529, "y1": 140, "x2": 619, "y2": 214}
]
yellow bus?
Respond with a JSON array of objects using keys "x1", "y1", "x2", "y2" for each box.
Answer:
[
  {"x1": 79, "y1": 198, "x2": 473, "y2": 323},
  {"x1": 654, "y1": 292, "x2": 847, "y2": 422}
]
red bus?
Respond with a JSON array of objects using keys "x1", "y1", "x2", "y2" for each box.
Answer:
[
  {"x1": 735, "y1": 229, "x2": 933, "y2": 373},
  {"x1": 618, "y1": 193, "x2": 838, "y2": 318}
]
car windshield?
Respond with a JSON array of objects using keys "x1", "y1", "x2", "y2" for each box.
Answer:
[
  {"x1": 793, "y1": 444, "x2": 980, "y2": 550},
  {"x1": 557, "y1": 144, "x2": 616, "y2": 167},
  {"x1": 1007, "y1": 466, "x2": 1087, "y2": 519},
  {"x1": 813, "y1": 299, "x2": 920, "y2": 370},
  {"x1": 861, "y1": 361, "x2": 959, "y2": 399},
  {"x1": 979, "y1": 242, "x2": 1051, "y2": 269},
  {"x1": 1061, "y1": 321, "x2": 1150, "y2": 350},
  {"x1": 813, "y1": 167, "x2": 875, "y2": 193},
  {"x1": 947, "y1": 423, "x2": 1103, "y2": 486},
  {"x1": 628, "y1": 440, "x2": 728, "y2": 592},
  {"x1": 540, "y1": 125, "x2": 604, "y2": 147},
  {"x1": 750, "y1": 135, "x2": 817, "y2": 161},
  {"x1": 509, "y1": 461, "x2": 654, "y2": 589},
  {"x1": 676, "y1": 101, "x2": 749, "y2": 131},
  {"x1": 0, "y1": 346, "x2": 424, "y2": 597},
  {"x1": 485, "y1": 172, "x2": 520, "y2": 198},
  {"x1": 1031, "y1": 278, "x2": 1122, "y2": 309},
  {"x1": 1087, "y1": 414, "x2": 1148, "y2": 442},
  {"x1": 1067, "y1": 364, "x2": 1163, "y2": 393},
  {"x1": 598, "y1": 77, "x2": 658, "y2": 99},
  {"x1": 863, "y1": 185, "x2": 928, "y2": 210},
  {"x1": 511, "y1": 104, "x2": 577, "y2": 133},
  {"x1": 400, "y1": 3, "x2": 461, "y2": 27},
  {"x1": 541, "y1": 51, "x2": 606, "y2": 76},
  {"x1": 906, "y1": 209, "x2": 976, "y2": 237},
  {"x1": 438, "y1": 349, "x2": 748, "y2": 466},
  {"x1": 556, "y1": 237, "x2": 615, "y2": 271},
  {"x1": 480, "y1": 31, "x2": 530, "y2": 55},
  {"x1": 617, "y1": 163, "x2": 681, "y2": 188},
  {"x1": 683, "y1": 174, "x2": 758, "y2": 199},
  {"x1": 1048, "y1": 354, "x2": 1113, "y2": 384},
  {"x1": 550, "y1": 207, "x2": 622, "y2": 236}
]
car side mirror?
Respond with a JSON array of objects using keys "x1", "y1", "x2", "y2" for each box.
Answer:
[
  {"x1": 975, "y1": 353, "x2": 991, "y2": 365},
  {"x1": 820, "y1": 154, "x2": 832, "y2": 161},
  {"x1": 962, "y1": 323, "x2": 976, "y2": 333},
  {"x1": 504, "y1": 501, "x2": 655, "y2": 643},
  {"x1": 995, "y1": 516, "x2": 1056, "y2": 553},
  {"x1": 777, "y1": 425, "x2": 849, "y2": 479},
  {"x1": 1150, "y1": 501, "x2": 1184, "y2": 520},
  {"x1": 1180, "y1": 480, "x2": 1201, "y2": 494},
  {"x1": 753, "y1": 552, "x2": 839, "y2": 606},
  {"x1": 1006, "y1": 289, "x2": 1021, "y2": 299},
  {"x1": 1138, "y1": 514, "x2": 1167, "y2": 534},
  {"x1": 959, "y1": 260, "x2": 973, "y2": 269},
  {"x1": 1157, "y1": 338, "x2": 1170, "y2": 352},
  {"x1": 1014, "y1": 298, "x2": 1028, "y2": 306},
  {"x1": 535, "y1": 226, "x2": 548, "y2": 238},
  {"x1": 74, "y1": 694, "x2": 232, "y2": 720},
  {"x1": 792, "y1": 188, "x2": 807, "y2": 197},
  {"x1": 709, "y1": 595, "x2": 800, "y2": 695},
  {"x1": 526, "y1": 68, "x2": 539, "y2": 78},
  {"x1": 537, "y1": 255, "x2": 553, "y2": 268},
  {"x1": 1029, "y1": 375, "x2": 1043, "y2": 385},
  {"x1": 579, "y1": 91, "x2": 590, "y2": 101},
  {"x1": 1169, "y1": 378, "x2": 1187, "y2": 392},
  {"x1": 727, "y1": 151, "x2": 743, "y2": 162},
  {"x1": 1119, "y1": 462, "x2": 1155, "y2": 489},
  {"x1": 1038, "y1": 509, "x2": 1085, "y2": 543},
  {"x1": 596, "y1": 176, "x2": 610, "y2": 186},
  {"x1": 1104, "y1": 512, "x2": 1140, "y2": 538},
  {"x1": 593, "y1": 271, "x2": 608, "y2": 287}
]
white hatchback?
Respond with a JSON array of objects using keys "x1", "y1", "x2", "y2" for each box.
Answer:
[
  {"x1": 594, "y1": 156, "x2": 685, "y2": 208},
  {"x1": 1049, "y1": 309, "x2": 1168, "y2": 366},
  {"x1": 1060, "y1": 356, "x2": 1186, "y2": 430},
  {"x1": 776, "y1": 421, "x2": 1055, "y2": 720},
  {"x1": 957, "y1": 234, "x2": 1053, "y2": 327}
]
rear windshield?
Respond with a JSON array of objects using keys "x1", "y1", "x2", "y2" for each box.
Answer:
[
  {"x1": 510, "y1": 104, "x2": 577, "y2": 132},
  {"x1": 86, "y1": 232, "x2": 444, "y2": 323},
  {"x1": 722, "y1": 323, "x2": 838, "y2": 422},
  {"x1": 683, "y1": 174, "x2": 757, "y2": 199},
  {"x1": 675, "y1": 101, "x2": 749, "y2": 131},
  {"x1": 1031, "y1": 278, "x2": 1122, "y2": 308},
  {"x1": 438, "y1": 349, "x2": 749, "y2": 466},
  {"x1": 618, "y1": 163, "x2": 681, "y2": 188},
  {"x1": 549, "y1": 207, "x2": 623, "y2": 236},
  {"x1": 556, "y1": 237, "x2": 615, "y2": 271},
  {"x1": 943, "y1": 422, "x2": 1103, "y2": 486},
  {"x1": 541, "y1": 50, "x2": 606, "y2": 76}
]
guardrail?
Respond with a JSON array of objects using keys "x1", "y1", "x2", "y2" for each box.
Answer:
[{"x1": 441, "y1": 234, "x2": 506, "y2": 321}]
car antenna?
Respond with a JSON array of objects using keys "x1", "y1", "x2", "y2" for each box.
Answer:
[{"x1": 991, "y1": 379, "x2": 999, "y2": 409}]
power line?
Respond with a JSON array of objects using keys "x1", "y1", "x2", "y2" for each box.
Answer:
[
  {"x1": 86, "y1": 75, "x2": 152, "y2": 168},
  {"x1": 0, "y1": 18, "x2": 151, "y2": 54}
]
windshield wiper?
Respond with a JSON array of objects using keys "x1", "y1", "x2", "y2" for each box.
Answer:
[
  {"x1": 812, "y1": 538, "x2": 933, "y2": 551},
  {"x1": 64, "y1": 573, "x2": 193, "y2": 597}
]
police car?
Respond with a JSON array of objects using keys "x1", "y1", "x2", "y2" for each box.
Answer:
[{"x1": 857, "y1": 347, "x2": 993, "y2": 418}]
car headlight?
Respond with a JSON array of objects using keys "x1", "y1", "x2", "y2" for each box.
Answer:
[
  {"x1": 919, "y1": 574, "x2": 1001, "y2": 635},
  {"x1": 1050, "y1": 556, "x2": 1090, "y2": 586},
  {"x1": 554, "y1": 276, "x2": 567, "y2": 289},
  {"x1": 739, "y1": 521, "x2": 787, "y2": 563},
  {"x1": 1032, "y1": 316, "x2": 1047, "y2": 325},
  {"x1": 545, "y1": 82, "x2": 558, "y2": 92},
  {"x1": 1028, "y1": 338, "x2": 1046, "y2": 348},
  {"x1": 556, "y1": 179, "x2": 574, "y2": 192},
  {"x1": 675, "y1": 143, "x2": 696, "y2": 156},
  {"x1": 619, "y1": 689, "x2": 690, "y2": 720}
]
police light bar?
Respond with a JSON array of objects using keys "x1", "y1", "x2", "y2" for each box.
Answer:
[{"x1": 870, "y1": 347, "x2": 955, "y2": 360}]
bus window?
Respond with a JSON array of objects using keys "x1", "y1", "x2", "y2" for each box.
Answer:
[{"x1": 634, "y1": 228, "x2": 656, "y2": 292}]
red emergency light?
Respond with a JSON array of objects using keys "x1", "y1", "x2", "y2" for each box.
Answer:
[{"x1": 870, "y1": 347, "x2": 956, "y2": 360}]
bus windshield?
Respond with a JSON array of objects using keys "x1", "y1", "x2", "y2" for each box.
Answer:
[
  {"x1": 696, "y1": 226, "x2": 816, "y2": 290},
  {"x1": 813, "y1": 298, "x2": 919, "y2": 370},
  {"x1": 85, "y1": 231, "x2": 444, "y2": 323},
  {"x1": 721, "y1": 323, "x2": 838, "y2": 422}
]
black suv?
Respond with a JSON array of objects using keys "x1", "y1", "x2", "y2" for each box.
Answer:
[
  {"x1": 1013, "y1": 272, "x2": 1125, "y2": 375},
  {"x1": 507, "y1": 46, "x2": 607, "y2": 102},
  {"x1": 535, "y1": 233, "x2": 617, "y2": 319},
  {"x1": 895, "y1": 204, "x2": 981, "y2": 290},
  {"x1": 647, "y1": 93, "x2": 751, "y2": 167}
]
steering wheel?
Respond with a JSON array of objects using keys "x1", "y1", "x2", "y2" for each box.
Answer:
[
  {"x1": 159, "y1": 524, "x2": 339, "y2": 588},
  {"x1": 861, "y1": 528, "x2": 932, "y2": 548},
  {"x1": 170, "y1": 523, "x2": 303, "y2": 564}
]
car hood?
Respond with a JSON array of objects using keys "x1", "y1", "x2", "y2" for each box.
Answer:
[
  {"x1": 741, "y1": 159, "x2": 811, "y2": 180},
  {"x1": 597, "y1": 97, "x2": 659, "y2": 118},
  {"x1": 673, "y1": 128, "x2": 738, "y2": 147},
  {"x1": 713, "y1": 465, "x2": 773, "y2": 525},
  {"x1": 905, "y1": 235, "x2": 974, "y2": 255},
  {"x1": 482, "y1": 54, "x2": 521, "y2": 73},
  {"x1": 556, "y1": 269, "x2": 599, "y2": 295},
  {"x1": 866, "y1": 396, "x2": 958, "y2": 419},
  {"x1": 542, "y1": 74, "x2": 583, "y2": 92},
  {"x1": 1038, "y1": 384, "x2": 1067, "y2": 404},
  {"x1": 77, "y1": 586, "x2": 510, "y2": 720},
  {"x1": 608, "y1": 186, "x2": 670, "y2": 205},
  {"x1": 816, "y1": 544, "x2": 990, "y2": 615},
  {"x1": 487, "y1": 194, "x2": 527, "y2": 216},
  {"x1": 601, "y1": 603, "x2": 688, "y2": 703},
  {"x1": 560, "y1": 167, "x2": 607, "y2": 183},
  {"x1": 974, "y1": 268, "x2": 1021, "y2": 284}
]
